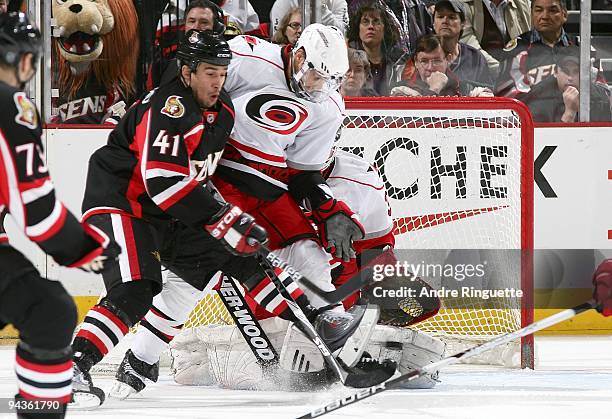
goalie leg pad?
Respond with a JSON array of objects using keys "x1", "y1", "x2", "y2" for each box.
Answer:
[
  {"x1": 204, "y1": 318, "x2": 289, "y2": 390},
  {"x1": 170, "y1": 328, "x2": 214, "y2": 386},
  {"x1": 365, "y1": 325, "x2": 446, "y2": 389}
]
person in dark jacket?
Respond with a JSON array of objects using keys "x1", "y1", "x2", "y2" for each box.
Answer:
[
  {"x1": 391, "y1": 33, "x2": 493, "y2": 96},
  {"x1": 522, "y1": 46, "x2": 612, "y2": 122}
]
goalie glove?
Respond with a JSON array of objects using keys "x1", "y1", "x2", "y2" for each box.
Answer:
[
  {"x1": 312, "y1": 199, "x2": 365, "y2": 262},
  {"x1": 69, "y1": 222, "x2": 120, "y2": 275},
  {"x1": 205, "y1": 204, "x2": 268, "y2": 256},
  {"x1": 593, "y1": 259, "x2": 612, "y2": 316}
]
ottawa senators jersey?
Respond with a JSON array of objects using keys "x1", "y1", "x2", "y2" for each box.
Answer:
[
  {"x1": 0, "y1": 81, "x2": 101, "y2": 265},
  {"x1": 82, "y1": 78, "x2": 235, "y2": 227},
  {"x1": 217, "y1": 35, "x2": 345, "y2": 200},
  {"x1": 325, "y1": 150, "x2": 393, "y2": 240}
]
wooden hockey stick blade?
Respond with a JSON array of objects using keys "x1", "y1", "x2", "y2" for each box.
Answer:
[
  {"x1": 255, "y1": 243, "x2": 373, "y2": 305},
  {"x1": 297, "y1": 300, "x2": 596, "y2": 418},
  {"x1": 256, "y1": 250, "x2": 395, "y2": 388}
]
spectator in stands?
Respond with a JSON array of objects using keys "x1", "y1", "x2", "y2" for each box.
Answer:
[
  {"x1": 522, "y1": 46, "x2": 612, "y2": 122},
  {"x1": 459, "y1": 0, "x2": 531, "y2": 75},
  {"x1": 271, "y1": 6, "x2": 302, "y2": 46},
  {"x1": 349, "y1": 0, "x2": 432, "y2": 55},
  {"x1": 271, "y1": 0, "x2": 348, "y2": 35},
  {"x1": 347, "y1": 1, "x2": 406, "y2": 96},
  {"x1": 432, "y1": 0, "x2": 493, "y2": 86},
  {"x1": 390, "y1": 33, "x2": 493, "y2": 96},
  {"x1": 495, "y1": 0, "x2": 580, "y2": 98},
  {"x1": 0, "y1": 0, "x2": 7, "y2": 14},
  {"x1": 151, "y1": 0, "x2": 225, "y2": 88},
  {"x1": 341, "y1": 48, "x2": 378, "y2": 96}
]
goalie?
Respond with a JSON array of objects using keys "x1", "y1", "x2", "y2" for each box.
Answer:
[{"x1": 132, "y1": 149, "x2": 445, "y2": 393}]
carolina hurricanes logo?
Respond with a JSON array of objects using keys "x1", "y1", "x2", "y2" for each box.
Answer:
[
  {"x1": 13, "y1": 92, "x2": 38, "y2": 129},
  {"x1": 245, "y1": 94, "x2": 308, "y2": 135}
]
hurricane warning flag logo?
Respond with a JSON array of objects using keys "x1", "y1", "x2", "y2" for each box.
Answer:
[
  {"x1": 245, "y1": 93, "x2": 308, "y2": 135},
  {"x1": 161, "y1": 95, "x2": 185, "y2": 118},
  {"x1": 13, "y1": 92, "x2": 38, "y2": 129}
]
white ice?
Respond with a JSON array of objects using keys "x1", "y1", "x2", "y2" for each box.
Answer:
[{"x1": 1, "y1": 336, "x2": 612, "y2": 419}]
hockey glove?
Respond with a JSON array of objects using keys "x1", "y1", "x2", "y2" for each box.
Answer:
[
  {"x1": 593, "y1": 259, "x2": 612, "y2": 316},
  {"x1": 312, "y1": 199, "x2": 365, "y2": 262},
  {"x1": 69, "y1": 222, "x2": 120, "y2": 275},
  {"x1": 205, "y1": 204, "x2": 268, "y2": 256}
]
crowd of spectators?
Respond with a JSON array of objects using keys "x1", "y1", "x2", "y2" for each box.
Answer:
[{"x1": 5, "y1": 0, "x2": 611, "y2": 123}]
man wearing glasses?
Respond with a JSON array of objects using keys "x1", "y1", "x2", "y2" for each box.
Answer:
[{"x1": 391, "y1": 33, "x2": 493, "y2": 96}]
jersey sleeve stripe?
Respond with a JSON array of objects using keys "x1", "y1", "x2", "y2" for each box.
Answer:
[
  {"x1": 228, "y1": 138, "x2": 286, "y2": 164},
  {"x1": 20, "y1": 178, "x2": 54, "y2": 204},
  {"x1": 26, "y1": 202, "x2": 67, "y2": 242},
  {"x1": 153, "y1": 177, "x2": 199, "y2": 211},
  {"x1": 145, "y1": 161, "x2": 190, "y2": 177},
  {"x1": 218, "y1": 159, "x2": 289, "y2": 190}
]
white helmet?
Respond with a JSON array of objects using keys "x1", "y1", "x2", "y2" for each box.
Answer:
[{"x1": 290, "y1": 23, "x2": 349, "y2": 103}]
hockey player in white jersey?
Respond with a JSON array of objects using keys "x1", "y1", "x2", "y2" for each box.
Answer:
[{"x1": 109, "y1": 24, "x2": 391, "y2": 398}]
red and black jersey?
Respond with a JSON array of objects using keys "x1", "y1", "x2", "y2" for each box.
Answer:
[
  {"x1": 82, "y1": 78, "x2": 235, "y2": 228},
  {"x1": 0, "y1": 81, "x2": 102, "y2": 265}
]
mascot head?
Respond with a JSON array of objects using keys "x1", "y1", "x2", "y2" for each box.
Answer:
[{"x1": 53, "y1": 0, "x2": 139, "y2": 99}]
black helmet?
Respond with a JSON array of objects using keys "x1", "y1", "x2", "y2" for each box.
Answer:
[
  {"x1": 0, "y1": 12, "x2": 42, "y2": 68},
  {"x1": 176, "y1": 29, "x2": 231, "y2": 72}
]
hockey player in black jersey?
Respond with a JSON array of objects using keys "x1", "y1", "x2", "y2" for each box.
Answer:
[
  {"x1": 73, "y1": 28, "x2": 388, "y2": 407},
  {"x1": 0, "y1": 12, "x2": 119, "y2": 418}
]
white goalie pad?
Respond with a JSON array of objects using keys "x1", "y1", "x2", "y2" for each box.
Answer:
[
  {"x1": 171, "y1": 318, "x2": 290, "y2": 389},
  {"x1": 169, "y1": 328, "x2": 215, "y2": 386},
  {"x1": 279, "y1": 324, "x2": 325, "y2": 373},
  {"x1": 365, "y1": 325, "x2": 446, "y2": 389}
]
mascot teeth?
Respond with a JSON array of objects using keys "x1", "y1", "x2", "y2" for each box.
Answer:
[
  {"x1": 83, "y1": 43, "x2": 91, "y2": 52},
  {"x1": 91, "y1": 24, "x2": 99, "y2": 34}
]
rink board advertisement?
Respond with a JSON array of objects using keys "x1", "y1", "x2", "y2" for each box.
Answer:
[{"x1": 2, "y1": 124, "x2": 612, "y2": 338}]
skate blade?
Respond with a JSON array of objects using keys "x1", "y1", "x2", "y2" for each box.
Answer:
[
  {"x1": 69, "y1": 388, "x2": 105, "y2": 409},
  {"x1": 108, "y1": 380, "x2": 140, "y2": 400}
]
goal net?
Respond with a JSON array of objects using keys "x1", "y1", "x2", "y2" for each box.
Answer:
[{"x1": 180, "y1": 97, "x2": 535, "y2": 369}]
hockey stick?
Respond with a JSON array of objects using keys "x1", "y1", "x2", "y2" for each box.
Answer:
[
  {"x1": 255, "y1": 248, "x2": 395, "y2": 388},
  {"x1": 216, "y1": 274, "x2": 343, "y2": 389},
  {"x1": 297, "y1": 300, "x2": 597, "y2": 418},
  {"x1": 256, "y1": 244, "x2": 373, "y2": 305},
  {"x1": 215, "y1": 274, "x2": 279, "y2": 371}
]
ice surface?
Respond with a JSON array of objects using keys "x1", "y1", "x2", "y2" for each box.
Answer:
[{"x1": 1, "y1": 336, "x2": 611, "y2": 419}]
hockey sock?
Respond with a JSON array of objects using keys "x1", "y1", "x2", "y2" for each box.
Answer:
[
  {"x1": 134, "y1": 305, "x2": 184, "y2": 365},
  {"x1": 73, "y1": 300, "x2": 130, "y2": 372},
  {"x1": 244, "y1": 269, "x2": 311, "y2": 322},
  {"x1": 14, "y1": 344, "x2": 72, "y2": 411}
]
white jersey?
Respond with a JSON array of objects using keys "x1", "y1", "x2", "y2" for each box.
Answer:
[
  {"x1": 326, "y1": 150, "x2": 393, "y2": 240},
  {"x1": 220, "y1": 35, "x2": 345, "y2": 197}
]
